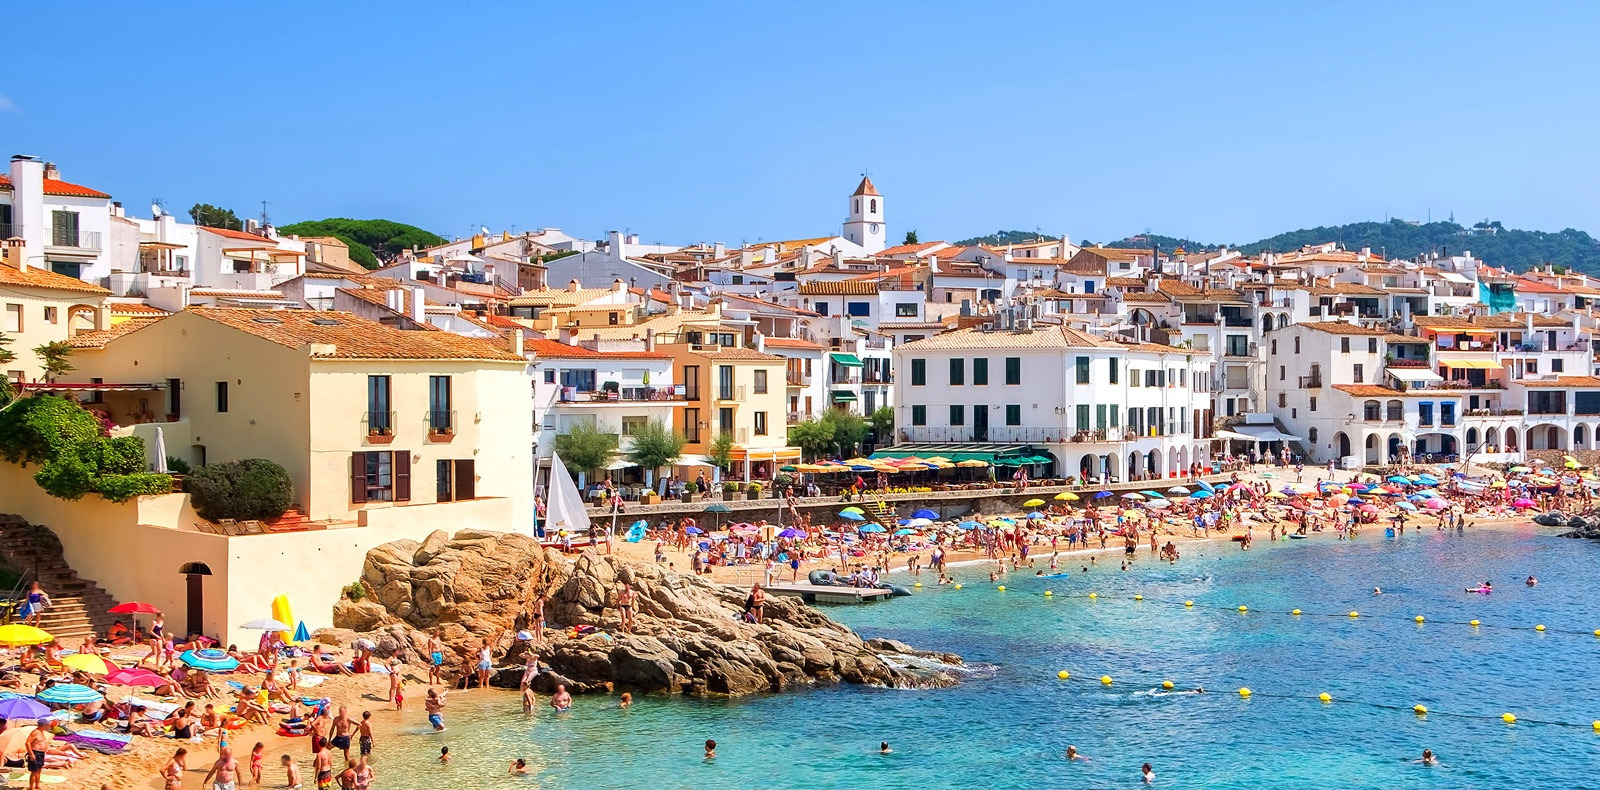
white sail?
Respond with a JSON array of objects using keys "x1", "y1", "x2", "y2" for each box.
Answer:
[{"x1": 547, "y1": 453, "x2": 592, "y2": 535}]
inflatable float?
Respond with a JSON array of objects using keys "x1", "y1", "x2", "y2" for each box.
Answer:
[
  {"x1": 807, "y1": 570, "x2": 912, "y2": 596},
  {"x1": 271, "y1": 594, "x2": 296, "y2": 645}
]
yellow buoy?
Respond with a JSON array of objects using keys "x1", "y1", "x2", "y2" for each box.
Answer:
[
  {"x1": 1502, "y1": 712, "x2": 1517, "y2": 724},
  {"x1": 1134, "y1": 594, "x2": 1143, "y2": 601},
  {"x1": 1413, "y1": 704, "x2": 1428, "y2": 716},
  {"x1": 1238, "y1": 605, "x2": 1249, "y2": 612},
  {"x1": 1592, "y1": 720, "x2": 1600, "y2": 731},
  {"x1": 1044, "y1": 591, "x2": 1053, "y2": 597},
  {"x1": 1238, "y1": 687, "x2": 1252, "y2": 698},
  {"x1": 997, "y1": 586, "x2": 1005, "y2": 591},
  {"x1": 1161, "y1": 680, "x2": 1174, "y2": 690},
  {"x1": 954, "y1": 584, "x2": 962, "y2": 590},
  {"x1": 914, "y1": 582, "x2": 923, "y2": 588},
  {"x1": 1319, "y1": 692, "x2": 1332, "y2": 703},
  {"x1": 1291, "y1": 609, "x2": 1302, "y2": 615},
  {"x1": 1057, "y1": 670, "x2": 1071, "y2": 680},
  {"x1": 1470, "y1": 620, "x2": 1480, "y2": 627},
  {"x1": 1088, "y1": 592, "x2": 1098, "y2": 599},
  {"x1": 1535, "y1": 624, "x2": 1546, "y2": 632},
  {"x1": 1348, "y1": 611, "x2": 1360, "y2": 618},
  {"x1": 1184, "y1": 600, "x2": 1194, "y2": 608},
  {"x1": 1100, "y1": 675, "x2": 1113, "y2": 685}
]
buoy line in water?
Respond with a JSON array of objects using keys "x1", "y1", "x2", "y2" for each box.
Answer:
[
  {"x1": 1048, "y1": 669, "x2": 1600, "y2": 731},
  {"x1": 986, "y1": 586, "x2": 1600, "y2": 638}
]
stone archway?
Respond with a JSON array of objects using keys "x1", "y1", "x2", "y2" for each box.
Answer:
[
  {"x1": 1336, "y1": 431, "x2": 1352, "y2": 459},
  {"x1": 1365, "y1": 434, "x2": 1380, "y2": 464},
  {"x1": 1505, "y1": 428, "x2": 1519, "y2": 451}
]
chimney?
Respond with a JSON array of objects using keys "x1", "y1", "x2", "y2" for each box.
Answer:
[
  {"x1": 558, "y1": 326, "x2": 574, "y2": 344},
  {"x1": 713, "y1": 242, "x2": 726, "y2": 258},
  {"x1": 1359, "y1": 246, "x2": 1371, "y2": 262},
  {"x1": 512, "y1": 329, "x2": 524, "y2": 356},
  {"x1": 739, "y1": 247, "x2": 753, "y2": 268},
  {"x1": 831, "y1": 248, "x2": 843, "y2": 268},
  {"x1": 627, "y1": 234, "x2": 639, "y2": 245},
  {"x1": 644, "y1": 327, "x2": 655, "y2": 352},
  {"x1": 42, "y1": 162, "x2": 59, "y2": 180},
  {"x1": 9, "y1": 156, "x2": 45, "y2": 264},
  {"x1": 567, "y1": 279, "x2": 581, "y2": 292},
  {"x1": 927, "y1": 252, "x2": 939, "y2": 274},
  {"x1": 608, "y1": 230, "x2": 626, "y2": 261},
  {"x1": 755, "y1": 334, "x2": 766, "y2": 353},
  {"x1": 384, "y1": 288, "x2": 403, "y2": 312},
  {"x1": 612, "y1": 277, "x2": 625, "y2": 293},
  {"x1": 411, "y1": 286, "x2": 425, "y2": 324}
]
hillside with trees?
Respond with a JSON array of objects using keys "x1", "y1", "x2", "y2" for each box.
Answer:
[{"x1": 276, "y1": 218, "x2": 446, "y2": 269}]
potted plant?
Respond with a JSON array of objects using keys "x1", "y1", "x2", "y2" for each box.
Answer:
[
  {"x1": 747, "y1": 481, "x2": 764, "y2": 500},
  {"x1": 601, "y1": 381, "x2": 621, "y2": 401},
  {"x1": 772, "y1": 473, "x2": 795, "y2": 493},
  {"x1": 723, "y1": 480, "x2": 743, "y2": 501},
  {"x1": 640, "y1": 489, "x2": 660, "y2": 505},
  {"x1": 681, "y1": 481, "x2": 699, "y2": 503}
]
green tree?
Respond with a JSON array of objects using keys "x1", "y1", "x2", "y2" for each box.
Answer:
[
  {"x1": 553, "y1": 421, "x2": 618, "y2": 483},
  {"x1": 903, "y1": 230, "x2": 919, "y2": 246},
  {"x1": 277, "y1": 219, "x2": 448, "y2": 269},
  {"x1": 0, "y1": 396, "x2": 170, "y2": 502},
  {"x1": 188, "y1": 203, "x2": 244, "y2": 230},
  {"x1": 705, "y1": 431, "x2": 736, "y2": 482},
  {"x1": 0, "y1": 395, "x2": 103, "y2": 466},
  {"x1": 0, "y1": 332, "x2": 14, "y2": 404},
  {"x1": 624, "y1": 419, "x2": 685, "y2": 485},
  {"x1": 186, "y1": 458, "x2": 294, "y2": 520},
  {"x1": 869, "y1": 406, "x2": 895, "y2": 445},
  {"x1": 820, "y1": 410, "x2": 868, "y2": 457},
  {"x1": 787, "y1": 419, "x2": 835, "y2": 461},
  {"x1": 33, "y1": 341, "x2": 74, "y2": 384}
]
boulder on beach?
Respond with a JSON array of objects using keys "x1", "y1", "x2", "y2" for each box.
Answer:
[{"x1": 329, "y1": 529, "x2": 964, "y2": 696}]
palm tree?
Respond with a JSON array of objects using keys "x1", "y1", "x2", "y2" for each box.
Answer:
[{"x1": 34, "y1": 341, "x2": 74, "y2": 385}]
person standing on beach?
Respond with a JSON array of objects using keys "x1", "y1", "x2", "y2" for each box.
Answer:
[
  {"x1": 312, "y1": 745, "x2": 334, "y2": 790},
  {"x1": 358, "y1": 710, "x2": 374, "y2": 760},
  {"x1": 201, "y1": 744, "x2": 239, "y2": 790},
  {"x1": 160, "y1": 747, "x2": 187, "y2": 790},
  {"x1": 280, "y1": 754, "x2": 301, "y2": 789},
  {"x1": 616, "y1": 584, "x2": 637, "y2": 633},
  {"x1": 427, "y1": 629, "x2": 445, "y2": 685},
  {"x1": 425, "y1": 688, "x2": 447, "y2": 731},
  {"x1": 330, "y1": 705, "x2": 356, "y2": 763}
]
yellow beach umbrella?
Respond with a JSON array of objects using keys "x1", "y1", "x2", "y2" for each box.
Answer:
[
  {"x1": 924, "y1": 456, "x2": 952, "y2": 464},
  {"x1": 0, "y1": 624, "x2": 51, "y2": 646},
  {"x1": 1054, "y1": 491, "x2": 1079, "y2": 501},
  {"x1": 956, "y1": 460, "x2": 989, "y2": 468},
  {"x1": 60, "y1": 653, "x2": 117, "y2": 675},
  {"x1": 1023, "y1": 498, "x2": 1046, "y2": 508},
  {"x1": 1266, "y1": 491, "x2": 1288, "y2": 499}
]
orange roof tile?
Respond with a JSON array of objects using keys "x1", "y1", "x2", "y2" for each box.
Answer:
[
  {"x1": 186, "y1": 308, "x2": 526, "y2": 362},
  {"x1": 760, "y1": 337, "x2": 826, "y2": 350},
  {"x1": 67, "y1": 318, "x2": 159, "y2": 349},
  {"x1": 1332, "y1": 384, "x2": 1411, "y2": 397},
  {"x1": 199, "y1": 226, "x2": 276, "y2": 244},
  {"x1": 0, "y1": 175, "x2": 111, "y2": 199},
  {"x1": 0, "y1": 263, "x2": 111, "y2": 295},
  {"x1": 1300, "y1": 322, "x2": 1389, "y2": 336},
  {"x1": 1519, "y1": 376, "x2": 1600, "y2": 388},
  {"x1": 852, "y1": 176, "x2": 879, "y2": 197}
]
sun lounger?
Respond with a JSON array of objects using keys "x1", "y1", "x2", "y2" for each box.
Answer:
[{"x1": 240, "y1": 520, "x2": 264, "y2": 535}]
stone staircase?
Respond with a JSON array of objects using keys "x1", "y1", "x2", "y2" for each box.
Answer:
[
  {"x1": 0, "y1": 515, "x2": 123, "y2": 644},
  {"x1": 863, "y1": 500, "x2": 897, "y2": 530}
]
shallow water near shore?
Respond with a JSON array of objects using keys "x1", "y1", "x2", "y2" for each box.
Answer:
[{"x1": 370, "y1": 525, "x2": 1600, "y2": 789}]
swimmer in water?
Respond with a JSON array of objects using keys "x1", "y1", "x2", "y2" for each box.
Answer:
[
  {"x1": 1142, "y1": 762, "x2": 1155, "y2": 783},
  {"x1": 511, "y1": 758, "x2": 529, "y2": 774},
  {"x1": 1418, "y1": 749, "x2": 1437, "y2": 766},
  {"x1": 704, "y1": 740, "x2": 717, "y2": 760},
  {"x1": 1065, "y1": 745, "x2": 1088, "y2": 761},
  {"x1": 619, "y1": 692, "x2": 632, "y2": 708},
  {"x1": 1373, "y1": 587, "x2": 1382, "y2": 595},
  {"x1": 439, "y1": 747, "x2": 450, "y2": 763},
  {"x1": 1035, "y1": 571, "x2": 1045, "y2": 577},
  {"x1": 1526, "y1": 576, "x2": 1537, "y2": 587},
  {"x1": 880, "y1": 742, "x2": 892, "y2": 754}
]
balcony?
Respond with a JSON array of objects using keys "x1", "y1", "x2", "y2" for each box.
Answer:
[
  {"x1": 558, "y1": 386, "x2": 687, "y2": 403},
  {"x1": 898, "y1": 426, "x2": 1128, "y2": 444},
  {"x1": 785, "y1": 371, "x2": 811, "y2": 386},
  {"x1": 718, "y1": 385, "x2": 746, "y2": 402},
  {"x1": 1222, "y1": 316, "x2": 1253, "y2": 328},
  {"x1": 365, "y1": 410, "x2": 395, "y2": 444},
  {"x1": 1298, "y1": 375, "x2": 1323, "y2": 388},
  {"x1": 830, "y1": 371, "x2": 860, "y2": 385},
  {"x1": 864, "y1": 370, "x2": 892, "y2": 384},
  {"x1": 45, "y1": 230, "x2": 102, "y2": 256}
]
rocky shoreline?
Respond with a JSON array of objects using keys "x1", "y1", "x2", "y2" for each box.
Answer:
[
  {"x1": 1536, "y1": 511, "x2": 1600, "y2": 539},
  {"x1": 326, "y1": 529, "x2": 965, "y2": 696}
]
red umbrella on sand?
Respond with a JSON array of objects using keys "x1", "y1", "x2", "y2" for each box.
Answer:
[{"x1": 108, "y1": 602, "x2": 162, "y2": 642}]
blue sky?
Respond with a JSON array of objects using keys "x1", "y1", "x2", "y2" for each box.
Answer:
[{"x1": 7, "y1": 1, "x2": 1598, "y2": 247}]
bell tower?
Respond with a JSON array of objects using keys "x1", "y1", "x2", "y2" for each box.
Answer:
[{"x1": 842, "y1": 175, "x2": 886, "y2": 253}]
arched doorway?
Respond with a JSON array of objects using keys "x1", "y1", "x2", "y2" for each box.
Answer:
[
  {"x1": 1365, "y1": 434, "x2": 1380, "y2": 465},
  {"x1": 1105, "y1": 453, "x2": 1121, "y2": 482},
  {"x1": 1505, "y1": 428, "x2": 1519, "y2": 451},
  {"x1": 179, "y1": 561, "x2": 212, "y2": 638},
  {"x1": 1146, "y1": 450, "x2": 1161, "y2": 478},
  {"x1": 1335, "y1": 432, "x2": 1351, "y2": 460},
  {"x1": 1387, "y1": 434, "x2": 1403, "y2": 463},
  {"x1": 1484, "y1": 427, "x2": 1500, "y2": 452},
  {"x1": 1080, "y1": 454, "x2": 1096, "y2": 481},
  {"x1": 1128, "y1": 452, "x2": 1140, "y2": 481}
]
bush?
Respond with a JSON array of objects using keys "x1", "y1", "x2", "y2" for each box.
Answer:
[
  {"x1": 94, "y1": 436, "x2": 147, "y2": 476},
  {"x1": 773, "y1": 473, "x2": 795, "y2": 490},
  {"x1": 747, "y1": 482, "x2": 764, "y2": 498},
  {"x1": 0, "y1": 396, "x2": 104, "y2": 466},
  {"x1": 683, "y1": 482, "x2": 698, "y2": 495},
  {"x1": 722, "y1": 480, "x2": 740, "y2": 494},
  {"x1": 187, "y1": 458, "x2": 295, "y2": 521},
  {"x1": 33, "y1": 452, "x2": 96, "y2": 500},
  {"x1": 166, "y1": 456, "x2": 193, "y2": 475},
  {"x1": 96, "y1": 473, "x2": 174, "y2": 502},
  {"x1": 343, "y1": 582, "x2": 367, "y2": 601}
]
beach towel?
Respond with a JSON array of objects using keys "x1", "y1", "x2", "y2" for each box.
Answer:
[
  {"x1": 58, "y1": 730, "x2": 131, "y2": 755},
  {"x1": 122, "y1": 695, "x2": 179, "y2": 719}
]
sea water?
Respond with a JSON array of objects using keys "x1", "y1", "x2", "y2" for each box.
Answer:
[{"x1": 370, "y1": 526, "x2": 1600, "y2": 788}]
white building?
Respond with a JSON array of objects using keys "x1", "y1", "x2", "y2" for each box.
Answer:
[
  {"x1": 528, "y1": 339, "x2": 679, "y2": 489},
  {"x1": 841, "y1": 176, "x2": 887, "y2": 253},
  {"x1": 0, "y1": 156, "x2": 114, "y2": 284},
  {"x1": 890, "y1": 322, "x2": 1214, "y2": 482}
]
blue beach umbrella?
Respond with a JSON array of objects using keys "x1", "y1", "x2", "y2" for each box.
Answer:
[
  {"x1": 1197, "y1": 480, "x2": 1216, "y2": 493},
  {"x1": 1190, "y1": 490, "x2": 1213, "y2": 500},
  {"x1": 894, "y1": 529, "x2": 915, "y2": 536},
  {"x1": 859, "y1": 523, "x2": 886, "y2": 533},
  {"x1": 684, "y1": 526, "x2": 703, "y2": 535},
  {"x1": 37, "y1": 684, "x2": 103, "y2": 706},
  {"x1": 1397, "y1": 502, "x2": 1417, "y2": 511},
  {"x1": 838, "y1": 511, "x2": 865, "y2": 521},
  {"x1": 0, "y1": 696, "x2": 49, "y2": 720},
  {"x1": 1027, "y1": 512, "x2": 1045, "y2": 519},
  {"x1": 1094, "y1": 491, "x2": 1114, "y2": 499},
  {"x1": 912, "y1": 509, "x2": 939, "y2": 520},
  {"x1": 851, "y1": 465, "x2": 875, "y2": 472},
  {"x1": 957, "y1": 521, "x2": 982, "y2": 530},
  {"x1": 777, "y1": 528, "x2": 805, "y2": 538},
  {"x1": 293, "y1": 621, "x2": 311, "y2": 643},
  {"x1": 1387, "y1": 476, "x2": 1411, "y2": 484},
  {"x1": 1141, "y1": 490, "x2": 1165, "y2": 499}
]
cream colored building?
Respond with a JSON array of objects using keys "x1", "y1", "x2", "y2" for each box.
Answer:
[
  {"x1": 663, "y1": 341, "x2": 799, "y2": 481},
  {"x1": 0, "y1": 238, "x2": 111, "y2": 385}
]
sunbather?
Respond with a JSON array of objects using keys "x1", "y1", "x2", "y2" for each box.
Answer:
[
  {"x1": 107, "y1": 621, "x2": 134, "y2": 646},
  {"x1": 127, "y1": 705, "x2": 161, "y2": 736}
]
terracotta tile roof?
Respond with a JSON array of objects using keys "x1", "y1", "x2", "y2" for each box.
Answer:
[
  {"x1": 1120, "y1": 292, "x2": 1171, "y2": 303},
  {"x1": 690, "y1": 347, "x2": 784, "y2": 361},
  {"x1": 186, "y1": 308, "x2": 527, "y2": 362},
  {"x1": 67, "y1": 319, "x2": 159, "y2": 348},
  {"x1": 199, "y1": 226, "x2": 277, "y2": 244},
  {"x1": 851, "y1": 176, "x2": 879, "y2": 197},
  {"x1": 1106, "y1": 276, "x2": 1147, "y2": 289},
  {"x1": 760, "y1": 337, "x2": 826, "y2": 350},
  {"x1": 897, "y1": 325, "x2": 1121, "y2": 350},
  {"x1": 1383, "y1": 333, "x2": 1428, "y2": 344},
  {"x1": 875, "y1": 241, "x2": 948, "y2": 257},
  {"x1": 797, "y1": 281, "x2": 880, "y2": 296},
  {"x1": 1414, "y1": 313, "x2": 1569, "y2": 330},
  {"x1": 107, "y1": 302, "x2": 171, "y2": 316},
  {"x1": 0, "y1": 175, "x2": 111, "y2": 199},
  {"x1": 1512, "y1": 277, "x2": 1567, "y2": 295},
  {"x1": 0, "y1": 263, "x2": 111, "y2": 295},
  {"x1": 190, "y1": 289, "x2": 287, "y2": 299},
  {"x1": 1300, "y1": 321, "x2": 1389, "y2": 336},
  {"x1": 1518, "y1": 376, "x2": 1600, "y2": 388},
  {"x1": 1333, "y1": 384, "x2": 1410, "y2": 397}
]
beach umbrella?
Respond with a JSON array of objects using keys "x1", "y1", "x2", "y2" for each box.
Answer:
[
  {"x1": 1022, "y1": 498, "x2": 1046, "y2": 508},
  {"x1": 36, "y1": 684, "x2": 102, "y2": 705},
  {"x1": 907, "y1": 518, "x2": 933, "y2": 528},
  {"x1": 59, "y1": 653, "x2": 116, "y2": 675},
  {"x1": 988, "y1": 520, "x2": 1011, "y2": 528},
  {"x1": 1167, "y1": 486, "x2": 1190, "y2": 494},
  {"x1": 1265, "y1": 492, "x2": 1287, "y2": 499},
  {"x1": 0, "y1": 697, "x2": 49, "y2": 721},
  {"x1": 911, "y1": 509, "x2": 939, "y2": 520},
  {"x1": 1122, "y1": 493, "x2": 1144, "y2": 500},
  {"x1": 1386, "y1": 476, "x2": 1411, "y2": 484},
  {"x1": 1396, "y1": 502, "x2": 1417, "y2": 511},
  {"x1": 1140, "y1": 491, "x2": 1165, "y2": 499},
  {"x1": 1026, "y1": 511, "x2": 1045, "y2": 519},
  {"x1": 1511, "y1": 498, "x2": 1537, "y2": 508},
  {"x1": 1094, "y1": 491, "x2": 1113, "y2": 499},
  {"x1": 1197, "y1": 480, "x2": 1215, "y2": 493},
  {"x1": 1054, "y1": 492, "x2": 1079, "y2": 501},
  {"x1": 108, "y1": 602, "x2": 162, "y2": 615},
  {"x1": 1423, "y1": 499, "x2": 1447, "y2": 510},
  {"x1": 0, "y1": 726, "x2": 35, "y2": 760},
  {"x1": 1146, "y1": 499, "x2": 1172, "y2": 509},
  {"x1": 293, "y1": 621, "x2": 311, "y2": 643},
  {"x1": 105, "y1": 668, "x2": 165, "y2": 688},
  {"x1": 840, "y1": 507, "x2": 865, "y2": 515},
  {"x1": 684, "y1": 526, "x2": 703, "y2": 535},
  {"x1": 703, "y1": 504, "x2": 732, "y2": 514},
  {"x1": 0, "y1": 625, "x2": 51, "y2": 647},
  {"x1": 1359, "y1": 504, "x2": 1379, "y2": 513},
  {"x1": 1347, "y1": 497, "x2": 1364, "y2": 505},
  {"x1": 894, "y1": 529, "x2": 915, "y2": 536},
  {"x1": 838, "y1": 511, "x2": 865, "y2": 521},
  {"x1": 957, "y1": 521, "x2": 982, "y2": 530},
  {"x1": 1190, "y1": 491, "x2": 1213, "y2": 500},
  {"x1": 859, "y1": 523, "x2": 886, "y2": 533},
  {"x1": 1510, "y1": 466, "x2": 1532, "y2": 473},
  {"x1": 777, "y1": 528, "x2": 805, "y2": 539},
  {"x1": 180, "y1": 649, "x2": 240, "y2": 672},
  {"x1": 240, "y1": 617, "x2": 293, "y2": 632}
]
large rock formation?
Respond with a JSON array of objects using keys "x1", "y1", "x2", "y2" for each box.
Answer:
[{"x1": 330, "y1": 529, "x2": 963, "y2": 696}]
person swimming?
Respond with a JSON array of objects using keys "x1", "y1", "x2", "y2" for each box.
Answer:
[
  {"x1": 1526, "y1": 576, "x2": 1538, "y2": 587},
  {"x1": 1142, "y1": 762, "x2": 1155, "y2": 783},
  {"x1": 1065, "y1": 745, "x2": 1088, "y2": 761},
  {"x1": 704, "y1": 740, "x2": 717, "y2": 759},
  {"x1": 1418, "y1": 748, "x2": 1437, "y2": 766},
  {"x1": 879, "y1": 742, "x2": 892, "y2": 754}
]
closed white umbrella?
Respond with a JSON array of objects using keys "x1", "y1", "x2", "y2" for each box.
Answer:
[{"x1": 153, "y1": 427, "x2": 168, "y2": 474}]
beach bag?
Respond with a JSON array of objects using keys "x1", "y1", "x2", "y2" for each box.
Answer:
[{"x1": 37, "y1": 594, "x2": 50, "y2": 611}]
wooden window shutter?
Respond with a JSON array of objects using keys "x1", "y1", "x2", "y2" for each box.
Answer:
[
  {"x1": 350, "y1": 452, "x2": 367, "y2": 504},
  {"x1": 454, "y1": 459, "x2": 476, "y2": 501},
  {"x1": 394, "y1": 451, "x2": 412, "y2": 502}
]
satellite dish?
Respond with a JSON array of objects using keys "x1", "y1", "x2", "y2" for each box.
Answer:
[
  {"x1": 151, "y1": 204, "x2": 162, "y2": 218},
  {"x1": 480, "y1": 226, "x2": 491, "y2": 236}
]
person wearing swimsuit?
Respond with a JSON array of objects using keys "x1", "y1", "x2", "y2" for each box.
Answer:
[
  {"x1": 353, "y1": 756, "x2": 374, "y2": 789},
  {"x1": 312, "y1": 747, "x2": 334, "y2": 790},
  {"x1": 162, "y1": 747, "x2": 187, "y2": 790},
  {"x1": 616, "y1": 584, "x2": 636, "y2": 633}
]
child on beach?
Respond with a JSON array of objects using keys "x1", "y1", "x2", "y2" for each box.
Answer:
[
  {"x1": 249, "y1": 742, "x2": 264, "y2": 785},
  {"x1": 386, "y1": 659, "x2": 401, "y2": 701},
  {"x1": 394, "y1": 675, "x2": 406, "y2": 712},
  {"x1": 425, "y1": 688, "x2": 446, "y2": 731},
  {"x1": 281, "y1": 753, "x2": 301, "y2": 789},
  {"x1": 439, "y1": 747, "x2": 451, "y2": 763}
]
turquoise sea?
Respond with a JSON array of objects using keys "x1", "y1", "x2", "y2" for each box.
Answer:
[{"x1": 370, "y1": 525, "x2": 1600, "y2": 789}]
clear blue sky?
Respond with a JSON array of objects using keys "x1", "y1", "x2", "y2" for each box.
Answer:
[{"x1": 7, "y1": 1, "x2": 1597, "y2": 247}]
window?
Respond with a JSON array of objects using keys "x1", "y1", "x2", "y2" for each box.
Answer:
[
  {"x1": 1280, "y1": 365, "x2": 1286, "y2": 381},
  {"x1": 1075, "y1": 356, "x2": 1090, "y2": 384},
  {"x1": 368, "y1": 375, "x2": 391, "y2": 433},
  {"x1": 1418, "y1": 402, "x2": 1434, "y2": 426},
  {"x1": 911, "y1": 405, "x2": 926, "y2": 426},
  {"x1": 1108, "y1": 359, "x2": 1118, "y2": 384},
  {"x1": 1270, "y1": 340, "x2": 1277, "y2": 355},
  {"x1": 1309, "y1": 427, "x2": 1318, "y2": 444},
  {"x1": 1441, "y1": 402, "x2": 1456, "y2": 426},
  {"x1": 754, "y1": 411, "x2": 768, "y2": 436},
  {"x1": 911, "y1": 359, "x2": 926, "y2": 386},
  {"x1": 1130, "y1": 370, "x2": 1141, "y2": 388},
  {"x1": 949, "y1": 405, "x2": 964, "y2": 426},
  {"x1": 51, "y1": 210, "x2": 80, "y2": 247},
  {"x1": 1096, "y1": 404, "x2": 1107, "y2": 429},
  {"x1": 816, "y1": 303, "x2": 830, "y2": 317},
  {"x1": 753, "y1": 370, "x2": 768, "y2": 394},
  {"x1": 351, "y1": 450, "x2": 409, "y2": 503},
  {"x1": 1309, "y1": 396, "x2": 1317, "y2": 412},
  {"x1": 1368, "y1": 338, "x2": 1378, "y2": 353},
  {"x1": 543, "y1": 369, "x2": 556, "y2": 384},
  {"x1": 1364, "y1": 400, "x2": 1381, "y2": 421},
  {"x1": 1076, "y1": 404, "x2": 1090, "y2": 431},
  {"x1": 1387, "y1": 400, "x2": 1403, "y2": 421},
  {"x1": 435, "y1": 459, "x2": 475, "y2": 502},
  {"x1": 973, "y1": 358, "x2": 988, "y2": 385},
  {"x1": 846, "y1": 301, "x2": 871, "y2": 317},
  {"x1": 1005, "y1": 357, "x2": 1021, "y2": 385},
  {"x1": 718, "y1": 365, "x2": 734, "y2": 400},
  {"x1": 429, "y1": 375, "x2": 452, "y2": 433},
  {"x1": 1278, "y1": 393, "x2": 1287, "y2": 408},
  {"x1": 1553, "y1": 359, "x2": 1565, "y2": 373},
  {"x1": 949, "y1": 358, "x2": 964, "y2": 386},
  {"x1": 1294, "y1": 336, "x2": 1301, "y2": 354},
  {"x1": 1145, "y1": 370, "x2": 1158, "y2": 387},
  {"x1": 42, "y1": 306, "x2": 57, "y2": 324},
  {"x1": 3, "y1": 304, "x2": 20, "y2": 333},
  {"x1": 684, "y1": 408, "x2": 701, "y2": 442},
  {"x1": 1006, "y1": 404, "x2": 1021, "y2": 426},
  {"x1": 895, "y1": 303, "x2": 917, "y2": 317},
  {"x1": 869, "y1": 198, "x2": 877, "y2": 213},
  {"x1": 215, "y1": 382, "x2": 229, "y2": 413},
  {"x1": 1352, "y1": 364, "x2": 1364, "y2": 384},
  {"x1": 621, "y1": 417, "x2": 648, "y2": 435},
  {"x1": 1576, "y1": 392, "x2": 1600, "y2": 415},
  {"x1": 560, "y1": 369, "x2": 597, "y2": 392},
  {"x1": 1527, "y1": 360, "x2": 1538, "y2": 375},
  {"x1": 1341, "y1": 337, "x2": 1350, "y2": 353},
  {"x1": 714, "y1": 407, "x2": 731, "y2": 435},
  {"x1": 167, "y1": 378, "x2": 181, "y2": 418}
]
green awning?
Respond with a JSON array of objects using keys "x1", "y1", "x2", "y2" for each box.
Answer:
[
  {"x1": 871, "y1": 443, "x2": 1031, "y2": 464},
  {"x1": 829, "y1": 352, "x2": 864, "y2": 367},
  {"x1": 830, "y1": 390, "x2": 858, "y2": 402}
]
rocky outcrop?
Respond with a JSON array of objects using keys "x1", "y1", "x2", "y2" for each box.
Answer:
[{"x1": 329, "y1": 529, "x2": 963, "y2": 697}]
